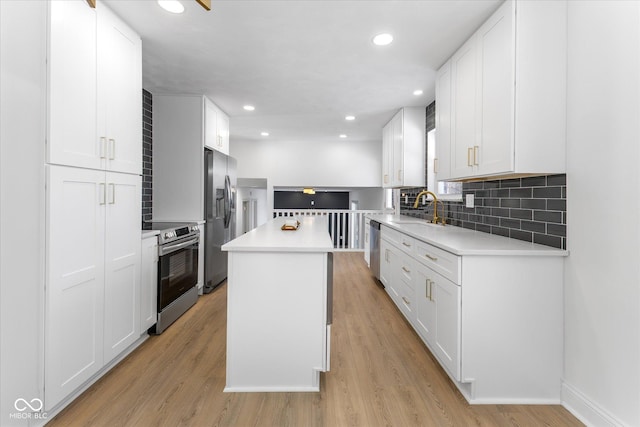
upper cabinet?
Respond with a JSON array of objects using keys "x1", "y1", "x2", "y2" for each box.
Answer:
[
  {"x1": 48, "y1": 0, "x2": 142, "y2": 175},
  {"x1": 204, "y1": 98, "x2": 230, "y2": 155},
  {"x1": 434, "y1": 61, "x2": 452, "y2": 181},
  {"x1": 440, "y1": 0, "x2": 567, "y2": 181},
  {"x1": 382, "y1": 107, "x2": 426, "y2": 188}
]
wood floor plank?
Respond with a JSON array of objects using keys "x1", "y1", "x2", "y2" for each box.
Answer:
[{"x1": 48, "y1": 252, "x2": 583, "y2": 426}]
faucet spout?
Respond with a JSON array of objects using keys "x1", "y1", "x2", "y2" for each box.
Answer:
[{"x1": 413, "y1": 190, "x2": 443, "y2": 224}]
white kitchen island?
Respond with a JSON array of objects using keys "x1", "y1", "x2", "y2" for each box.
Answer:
[{"x1": 221, "y1": 216, "x2": 333, "y2": 392}]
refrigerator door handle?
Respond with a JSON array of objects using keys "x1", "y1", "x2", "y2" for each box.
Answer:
[{"x1": 223, "y1": 174, "x2": 231, "y2": 228}]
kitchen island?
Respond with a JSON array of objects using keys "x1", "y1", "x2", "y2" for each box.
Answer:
[{"x1": 221, "y1": 216, "x2": 333, "y2": 392}]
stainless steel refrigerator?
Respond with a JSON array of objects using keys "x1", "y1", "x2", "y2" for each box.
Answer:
[{"x1": 203, "y1": 148, "x2": 237, "y2": 293}]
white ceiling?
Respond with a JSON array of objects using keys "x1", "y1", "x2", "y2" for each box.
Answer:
[{"x1": 103, "y1": 0, "x2": 502, "y2": 145}]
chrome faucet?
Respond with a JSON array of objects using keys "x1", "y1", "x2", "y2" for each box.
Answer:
[{"x1": 413, "y1": 190, "x2": 445, "y2": 225}]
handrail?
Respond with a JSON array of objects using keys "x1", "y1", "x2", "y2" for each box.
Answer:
[{"x1": 273, "y1": 209, "x2": 389, "y2": 251}]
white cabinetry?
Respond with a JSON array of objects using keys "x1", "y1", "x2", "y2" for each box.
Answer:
[
  {"x1": 381, "y1": 107, "x2": 426, "y2": 188},
  {"x1": 46, "y1": 165, "x2": 141, "y2": 410},
  {"x1": 434, "y1": 61, "x2": 451, "y2": 181},
  {"x1": 45, "y1": 1, "x2": 142, "y2": 412},
  {"x1": 48, "y1": 0, "x2": 141, "y2": 174},
  {"x1": 415, "y1": 262, "x2": 461, "y2": 380},
  {"x1": 140, "y1": 234, "x2": 159, "y2": 333},
  {"x1": 379, "y1": 222, "x2": 563, "y2": 403},
  {"x1": 154, "y1": 95, "x2": 229, "y2": 221},
  {"x1": 204, "y1": 97, "x2": 230, "y2": 155},
  {"x1": 442, "y1": 0, "x2": 566, "y2": 180}
]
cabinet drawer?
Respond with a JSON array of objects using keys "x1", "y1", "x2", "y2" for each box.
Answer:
[
  {"x1": 397, "y1": 278, "x2": 416, "y2": 324},
  {"x1": 414, "y1": 240, "x2": 460, "y2": 284},
  {"x1": 382, "y1": 226, "x2": 415, "y2": 255},
  {"x1": 397, "y1": 255, "x2": 414, "y2": 289}
]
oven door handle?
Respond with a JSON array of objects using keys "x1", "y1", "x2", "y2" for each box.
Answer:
[{"x1": 159, "y1": 237, "x2": 199, "y2": 257}]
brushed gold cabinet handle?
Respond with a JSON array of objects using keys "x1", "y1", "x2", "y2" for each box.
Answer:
[
  {"x1": 384, "y1": 174, "x2": 389, "y2": 184},
  {"x1": 99, "y1": 137, "x2": 107, "y2": 159},
  {"x1": 402, "y1": 296, "x2": 410, "y2": 306},
  {"x1": 473, "y1": 145, "x2": 479, "y2": 165},
  {"x1": 424, "y1": 253, "x2": 438, "y2": 262},
  {"x1": 108, "y1": 183, "x2": 115, "y2": 204},
  {"x1": 109, "y1": 138, "x2": 115, "y2": 160},
  {"x1": 402, "y1": 242, "x2": 411, "y2": 247},
  {"x1": 467, "y1": 147, "x2": 473, "y2": 166},
  {"x1": 99, "y1": 183, "x2": 106, "y2": 205},
  {"x1": 426, "y1": 279, "x2": 431, "y2": 299},
  {"x1": 402, "y1": 266, "x2": 410, "y2": 273},
  {"x1": 430, "y1": 280, "x2": 435, "y2": 302},
  {"x1": 434, "y1": 158, "x2": 438, "y2": 174}
]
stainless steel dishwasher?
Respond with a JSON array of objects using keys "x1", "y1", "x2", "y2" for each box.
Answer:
[{"x1": 369, "y1": 220, "x2": 381, "y2": 283}]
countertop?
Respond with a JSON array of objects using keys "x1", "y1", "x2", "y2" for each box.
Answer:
[
  {"x1": 370, "y1": 214, "x2": 567, "y2": 257},
  {"x1": 142, "y1": 230, "x2": 160, "y2": 239},
  {"x1": 222, "y1": 216, "x2": 334, "y2": 253}
]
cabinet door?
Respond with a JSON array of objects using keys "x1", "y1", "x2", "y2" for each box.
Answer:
[
  {"x1": 415, "y1": 264, "x2": 436, "y2": 348},
  {"x1": 104, "y1": 172, "x2": 141, "y2": 361},
  {"x1": 391, "y1": 111, "x2": 404, "y2": 187},
  {"x1": 477, "y1": 0, "x2": 514, "y2": 176},
  {"x1": 46, "y1": 166, "x2": 105, "y2": 410},
  {"x1": 48, "y1": 0, "x2": 100, "y2": 170},
  {"x1": 97, "y1": 5, "x2": 142, "y2": 174},
  {"x1": 381, "y1": 123, "x2": 393, "y2": 187},
  {"x1": 217, "y1": 111, "x2": 230, "y2": 155},
  {"x1": 380, "y1": 239, "x2": 399, "y2": 303},
  {"x1": 450, "y1": 35, "x2": 479, "y2": 179},
  {"x1": 435, "y1": 61, "x2": 452, "y2": 180},
  {"x1": 432, "y1": 272, "x2": 461, "y2": 380},
  {"x1": 140, "y1": 235, "x2": 158, "y2": 332},
  {"x1": 204, "y1": 98, "x2": 217, "y2": 150}
]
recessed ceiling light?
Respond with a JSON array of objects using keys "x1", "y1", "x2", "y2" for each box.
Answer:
[
  {"x1": 261, "y1": 132, "x2": 269, "y2": 136},
  {"x1": 157, "y1": 0, "x2": 184, "y2": 14},
  {"x1": 243, "y1": 105, "x2": 255, "y2": 111},
  {"x1": 413, "y1": 89, "x2": 424, "y2": 96},
  {"x1": 339, "y1": 134, "x2": 347, "y2": 138},
  {"x1": 345, "y1": 115, "x2": 356, "y2": 121},
  {"x1": 373, "y1": 33, "x2": 393, "y2": 46}
]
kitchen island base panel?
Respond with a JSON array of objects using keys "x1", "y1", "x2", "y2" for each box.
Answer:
[{"x1": 225, "y1": 251, "x2": 330, "y2": 392}]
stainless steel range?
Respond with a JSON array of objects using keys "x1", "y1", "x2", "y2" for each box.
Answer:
[{"x1": 144, "y1": 222, "x2": 200, "y2": 334}]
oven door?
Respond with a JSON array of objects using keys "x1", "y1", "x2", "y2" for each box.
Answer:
[{"x1": 158, "y1": 236, "x2": 199, "y2": 311}]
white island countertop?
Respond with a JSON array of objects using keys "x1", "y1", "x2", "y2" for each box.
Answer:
[
  {"x1": 371, "y1": 214, "x2": 568, "y2": 257},
  {"x1": 222, "y1": 216, "x2": 333, "y2": 252}
]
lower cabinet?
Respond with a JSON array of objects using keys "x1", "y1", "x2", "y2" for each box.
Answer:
[
  {"x1": 140, "y1": 234, "x2": 158, "y2": 332},
  {"x1": 380, "y1": 224, "x2": 563, "y2": 403},
  {"x1": 45, "y1": 165, "x2": 141, "y2": 410},
  {"x1": 415, "y1": 262, "x2": 460, "y2": 380}
]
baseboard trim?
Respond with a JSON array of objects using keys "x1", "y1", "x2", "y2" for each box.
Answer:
[{"x1": 562, "y1": 382, "x2": 624, "y2": 427}]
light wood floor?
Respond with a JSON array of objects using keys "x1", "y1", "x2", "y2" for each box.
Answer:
[{"x1": 49, "y1": 252, "x2": 583, "y2": 426}]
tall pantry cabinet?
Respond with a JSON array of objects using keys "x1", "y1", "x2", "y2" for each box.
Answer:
[{"x1": 45, "y1": 0, "x2": 142, "y2": 411}]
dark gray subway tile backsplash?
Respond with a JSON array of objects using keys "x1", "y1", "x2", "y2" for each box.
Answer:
[
  {"x1": 399, "y1": 174, "x2": 567, "y2": 249},
  {"x1": 142, "y1": 89, "x2": 152, "y2": 224}
]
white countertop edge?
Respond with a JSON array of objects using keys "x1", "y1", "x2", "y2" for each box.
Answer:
[
  {"x1": 370, "y1": 214, "x2": 568, "y2": 257},
  {"x1": 222, "y1": 216, "x2": 333, "y2": 253},
  {"x1": 142, "y1": 230, "x2": 160, "y2": 239}
]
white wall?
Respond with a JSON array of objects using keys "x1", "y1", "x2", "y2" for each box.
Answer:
[
  {"x1": 564, "y1": 2, "x2": 640, "y2": 426},
  {"x1": 349, "y1": 188, "x2": 386, "y2": 210},
  {"x1": 0, "y1": 1, "x2": 47, "y2": 425},
  {"x1": 230, "y1": 138, "x2": 382, "y2": 188}
]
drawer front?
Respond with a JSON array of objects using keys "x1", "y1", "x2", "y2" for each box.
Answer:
[
  {"x1": 397, "y1": 277, "x2": 416, "y2": 323},
  {"x1": 414, "y1": 240, "x2": 460, "y2": 284},
  {"x1": 381, "y1": 225, "x2": 403, "y2": 247},
  {"x1": 382, "y1": 225, "x2": 415, "y2": 256},
  {"x1": 397, "y1": 254, "x2": 414, "y2": 289}
]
